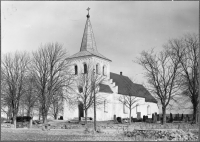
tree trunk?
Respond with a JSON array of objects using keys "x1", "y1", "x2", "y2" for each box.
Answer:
[
  {"x1": 53, "y1": 113, "x2": 57, "y2": 120},
  {"x1": 193, "y1": 104, "x2": 197, "y2": 123},
  {"x1": 129, "y1": 108, "x2": 132, "y2": 125},
  {"x1": 94, "y1": 93, "x2": 96, "y2": 131},
  {"x1": 29, "y1": 117, "x2": 32, "y2": 129},
  {"x1": 162, "y1": 106, "x2": 166, "y2": 124},
  {"x1": 38, "y1": 107, "x2": 41, "y2": 120},
  {"x1": 43, "y1": 115, "x2": 47, "y2": 124},
  {"x1": 85, "y1": 109, "x2": 87, "y2": 125},
  {"x1": 13, "y1": 113, "x2": 17, "y2": 129},
  {"x1": 27, "y1": 107, "x2": 31, "y2": 117}
]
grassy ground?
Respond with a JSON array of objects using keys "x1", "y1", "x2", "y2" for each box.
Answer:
[
  {"x1": 1, "y1": 121, "x2": 199, "y2": 141},
  {"x1": 1, "y1": 128, "x2": 134, "y2": 141}
]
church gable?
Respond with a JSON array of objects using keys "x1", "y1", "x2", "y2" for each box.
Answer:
[{"x1": 110, "y1": 72, "x2": 157, "y2": 103}]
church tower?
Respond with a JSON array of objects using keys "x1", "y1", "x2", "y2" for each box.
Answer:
[{"x1": 67, "y1": 8, "x2": 111, "y2": 79}]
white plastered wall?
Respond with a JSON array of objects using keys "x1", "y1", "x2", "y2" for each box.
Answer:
[{"x1": 63, "y1": 56, "x2": 158, "y2": 121}]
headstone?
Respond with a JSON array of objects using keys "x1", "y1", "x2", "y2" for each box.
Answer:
[
  {"x1": 157, "y1": 114, "x2": 160, "y2": 121},
  {"x1": 143, "y1": 115, "x2": 145, "y2": 122},
  {"x1": 181, "y1": 114, "x2": 184, "y2": 121},
  {"x1": 154, "y1": 113, "x2": 157, "y2": 123},
  {"x1": 152, "y1": 114, "x2": 154, "y2": 123},
  {"x1": 60, "y1": 116, "x2": 63, "y2": 120},
  {"x1": 114, "y1": 115, "x2": 116, "y2": 122},
  {"x1": 137, "y1": 112, "x2": 141, "y2": 119},
  {"x1": 145, "y1": 116, "x2": 148, "y2": 122},
  {"x1": 117, "y1": 117, "x2": 122, "y2": 123},
  {"x1": 170, "y1": 113, "x2": 173, "y2": 122}
]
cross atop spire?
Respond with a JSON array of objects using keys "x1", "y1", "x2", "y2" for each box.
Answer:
[
  {"x1": 86, "y1": 7, "x2": 90, "y2": 18},
  {"x1": 80, "y1": 8, "x2": 97, "y2": 52}
]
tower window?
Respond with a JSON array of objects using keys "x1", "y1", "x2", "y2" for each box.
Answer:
[
  {"x1": 84, "y1": 63, "x2": 87, "y2": 74},
  {"x1": 74, "y1": 65, "x2": 78, "y2": 75},
  {"x1": 123, "y1": 102, "x2": 128, "y2": 114},
  {"x1": 147, "y1": 105, "x2": 151, "y2": 115},
  {"x1": 78, "y1": 86, "x2": 83, "y2": 93},
  {"x1": 104, "y1": 99, "x2": 108, "y2": 113},
  {"x1": 136, "y1": 104, "x2": 140, "y2": 113},
  {"x1": 103, "y1": 65, "x2": 107, "y2": 76},
  {"x1": 96, "y1": 64, "x2": 100, "y2": 74}
]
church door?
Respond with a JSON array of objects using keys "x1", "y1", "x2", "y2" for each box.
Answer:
[{"x1": 78, "y1": 102, "x2": 84, "y2": 121}]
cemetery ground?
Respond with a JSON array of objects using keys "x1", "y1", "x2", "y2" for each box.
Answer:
[{"x1": 1, "y1": 120, "x2": 199, "y2": 141}]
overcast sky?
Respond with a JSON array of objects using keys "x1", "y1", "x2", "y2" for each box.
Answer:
[{"x1": 1, "y1": 1, "x2": 199, "y2": 85}]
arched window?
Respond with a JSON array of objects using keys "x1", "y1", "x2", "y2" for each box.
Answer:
[
  {"x1": 123, "y1": 102, "x2": 128, "y2": 114},
  {"x1": 136, "y1": 104, "x2": 140, "y2": 113},
  {"x1": 147, "y1": 105, "x2": 151, "y2": 115},
  {"x1": 104, "y1": 99, "x2": 108, "y2": 113},
  {"x1": 83, "y1": 63, "x2": 87, "y2": 74},
  {"x1": 78, "y1": 86, "x2": 83, "y2": 93},
  {"x1": 96, "y1": 64, "x2": 100, "y2": 74},
  {"x1": 103, "y1": 65, "x2": 107, "y2": 76},
  {"x1": 74, "y1": 65, "x2": 78, "y2": 75}
]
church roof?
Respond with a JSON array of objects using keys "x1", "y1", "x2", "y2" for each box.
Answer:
[
  {"x1": 67, "y1": 11, "x2": 111, "y2": 62},
  {"x1": 110, "y1": 72, "x2": 157, "y2": 103},
  {"x1": 99, "y1": 83, "x2": 113, "y2": 93}
]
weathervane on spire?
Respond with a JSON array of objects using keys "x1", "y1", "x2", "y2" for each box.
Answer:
[{"x1": 86, "y1": 7, "x2": 90, "y2": 18}]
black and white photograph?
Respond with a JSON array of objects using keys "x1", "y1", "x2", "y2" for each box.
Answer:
[{"x1": 1, "y1": 1, "x2": 199, "y2": 141}]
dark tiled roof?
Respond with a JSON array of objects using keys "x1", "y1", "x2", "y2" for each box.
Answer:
[
  {"x1": 99, "y1": 83, "x2": 113, "y2": 93},
  {"x1": 67, "y1": 51, "x2": 111, "y2": 62},
  {"x1": 110, "y1": 72, "x2": 157, "y2": 103}
]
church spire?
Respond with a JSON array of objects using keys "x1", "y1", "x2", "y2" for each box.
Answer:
[{"x1": 80, "y1": 7, "x2": 98, "y2": 52}]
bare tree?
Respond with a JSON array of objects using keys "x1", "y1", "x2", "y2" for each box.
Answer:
[
  {"x1": 21, "y1": 73, "x2": 38, "y2": 117},
  {"x1": 1, "y1": 52, "x2": 30, "y2": 128},
  {"x1": 136, "y1": 45, "x2": 183, "y2": 124},
  {"x1": 31, "y1": 42, "x2": 74, "y2": 124},
  {"x1": 1, "y1": 74, "x2": 12, "y2": 120},
  {"x1": 49, "y1": 88, "x2": 64, "y2": 120},
  {"x1": 75, "y1": 63, "x2": 105, "y2": 130},
  {"x1": 118, "y1": 77, "x2": 141, "y2": 125},
  {"x1": 169, "y1": 33, "x2": 199, "y2": 123}
]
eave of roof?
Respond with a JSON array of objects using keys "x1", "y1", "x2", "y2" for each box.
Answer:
[{"x1": 67, "y1": 51, "x2": 112, "y2": 62}]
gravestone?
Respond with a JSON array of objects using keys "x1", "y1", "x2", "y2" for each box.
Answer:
[
  {"x1": 157, "y1": 114, "x2": 160, "y2": 121},
  {"x1": 145, "y1": 116, "x2": 148, "y2": 122},
  {"x1": 170, "y1": 113, "x2": 173, "y2": 122},
  {"x1": 152, "y1": 114, "x2": 154, "y2": 123},
  {"x1": 181, "y1": 114, "x2": 184, "y2": 121},
  {"x1": 114, "y1": 115, "x2": 117, "y2": 122},
  {"x1": 154, "y1": 113, "x2": 157, "y2": 123},
  {"x1": 117, "y1": 117, "x2": 122, "y2": 123},
  {"x1": 143, "y1": 115, "x2": 145, "y2": 122},
  {"x1": 137, "y1": 112, "x2": 141, "y2": 119}
]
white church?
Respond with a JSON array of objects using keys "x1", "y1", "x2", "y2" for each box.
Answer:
[{"x1": 63, "y1": 10, "x2": 159, "y2": 121}]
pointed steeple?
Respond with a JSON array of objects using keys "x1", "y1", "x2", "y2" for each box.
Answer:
[
  {"x1": 67, "y1": 8, "x2": 111, "y2": 62},
  {"x1": 80, "y1": 8, "x2": 98, "y2": 52}
]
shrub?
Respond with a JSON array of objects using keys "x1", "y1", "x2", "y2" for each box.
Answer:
[
  {"x1": 117, "y1": 117, "x2": 122, "y2": 123},
  {"x1": 10, "y1": 116, "x2": 32, "y2": 122}
]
